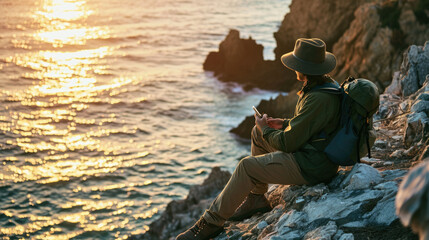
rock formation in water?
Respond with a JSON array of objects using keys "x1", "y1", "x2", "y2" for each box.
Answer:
[{"x1": 203, "y1": 29, "x2": 298, "y2": 92}]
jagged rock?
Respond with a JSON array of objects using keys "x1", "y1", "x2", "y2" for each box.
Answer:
[
  {"x1": 380, "y1": 169, "x2": 408, "y2": 181},
  {"x1": 257, "y1": 221, "x2": 268, "y2": 230},
  {"x1": 385, "y1": 71, "x2": 402, "y2": 95},
  {"x1": 273, "y1": 0, "x2": 368, "y2": 59},
  {"x1": 364, "y1": 187, "x2": 398, "y2": 226},
  {"x1": 411, "y1": 99, "x2": 429, "y2": 114},
  {"x1": 340, "y1": 164, "x2": 383, "y2": 190},
  {"x1": 230, "y1": 92, "x2": 298, "y2": 139},
  {"x1": 203, "y1": 29, "x2": 297, "y2": 91},
  {"x1": 401, "y1": 42, "x2": 429, "y2": 97},
  {"x1": 332, "y1": 1, "x2": 429, "y2": 91},
  {"x1": 142, "y1": 167, "x2": 231, "y2": 240},
  {"x1": 332, "y1": 3, "x2": 396, "y2": 89},
  {"x1": 204, "y1": 29, "x2": 264, "y2": 76},
  {"x1": 277, "y1": 210, "x2": 308, "y2": 229},
  {"x1": 303, "y1": 221, "x2": 338, "y2": 240},
  {"x1": 404, "y1": 111, "x2": 429, "y2": 147},
  {"x1": 303, "y1": 188, "x2": 384, "y2": 225},
  {"x1": 339, "y1": 233, "x2": 354, "y2": 240},
  {"x1": 396, "y1": 159, "x2": 429, "y2": 238},
  {"x1": 140, "y1": 162, "x2": 413, "y2": 240},
  {"x1": 374, "y1": 139, "x2": 388, "y2": 148},
  {"x1": 375, "y1": 93, "x2": 404, "y2": 120}
]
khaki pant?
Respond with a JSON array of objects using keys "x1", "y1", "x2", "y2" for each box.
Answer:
[{"x1": 203, "y1": 126, "x2": 309, "y2": 226}]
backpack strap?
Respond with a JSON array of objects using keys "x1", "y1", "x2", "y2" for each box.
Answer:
[
  {"x1": 308, "y1": 81, "x2": 343, "y2": 148},
  {"x1": 365, "y1": 113, "x2": 372, "y2": 159}
]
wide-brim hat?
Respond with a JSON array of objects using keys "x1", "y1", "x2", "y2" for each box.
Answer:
[{"x1": 281, "y1": 38, "x2": 336, "y2": 75}]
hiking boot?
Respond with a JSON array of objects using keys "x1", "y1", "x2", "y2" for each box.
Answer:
[
  {"x1": 176, "y1": 217, "x2": 223, "y2": 240},
  {"x1": 229, "y1": 193, "x2": 272, "y2": 221}
]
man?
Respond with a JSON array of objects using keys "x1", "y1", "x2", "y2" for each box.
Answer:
[{"x1": 176, "y1": 38, "x2": 341, "y2": 240}]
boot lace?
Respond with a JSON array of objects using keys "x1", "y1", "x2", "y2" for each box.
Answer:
[{"x1": 191, "y1": 218, "x2": 207, "y2": 236}]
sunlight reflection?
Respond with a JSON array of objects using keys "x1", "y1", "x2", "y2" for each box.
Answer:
[
  {"x1": 33, "y1": 0, "x2": 107, "y2": 47},
  {"x1": 36, "y1": 0, "x2": 91, "y2": 22},
  {"x1": 1, "y1": 0, "x2": 151, "y2": 238}
]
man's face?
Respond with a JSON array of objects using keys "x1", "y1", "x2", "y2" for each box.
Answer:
[{"x1": 295, "y1": 71, "x2": 306, "y2": 82}]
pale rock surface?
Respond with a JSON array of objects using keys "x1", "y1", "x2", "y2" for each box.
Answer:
[
  {"x1": 401, "y1": 42, "x2": 429, "y2": 97},
  {"x1": 340, "y1": 163, "x2": 383, "y2": 190},
  {"x1": 303, "y1": 221, "x2": 337, "y2": 240},
  {"x1": 332, "y1": 3, "x2": 395, "y2": 89},
  {"x1": 385, "y1": 71, "x2": 402, "y2": 95}
]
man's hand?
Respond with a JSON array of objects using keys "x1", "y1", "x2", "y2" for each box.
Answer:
[
  {"x1": 267, "y1": 118, "x2": 284, "y2": 130},
  {"x1": 255, "y1": 113, "x2": 268, "y2": 131}
]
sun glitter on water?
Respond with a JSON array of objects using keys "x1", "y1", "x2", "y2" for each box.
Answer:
[{"x1": 1, "y1": 0, "x2": 153, "y2": 238}]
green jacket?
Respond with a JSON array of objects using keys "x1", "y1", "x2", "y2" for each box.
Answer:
[{"x1": 261, "y1": 79, "x2": 340, "y2": 185}]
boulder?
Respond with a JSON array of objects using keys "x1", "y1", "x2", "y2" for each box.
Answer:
[
  {"x1": 404, "y1": 111, "x2": 429, "y2": 147},
  {"x1": 340, "y1": 164, "x2": 383, "y2": 190},
  {"x1": 385, "y1": 71, "x2": 403, "y2": 95},
  {"x1": 401, "y1": 42, "x2": 429, "y2": 97},
  {"x1": 303, "y1": 221, "x2": 338, "y2": 240},
  {"x1": 403, "y1": 77, "x2": 429, "y2": 147}
]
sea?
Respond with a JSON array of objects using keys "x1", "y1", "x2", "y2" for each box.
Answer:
[{"x1": 0, "y1": 0, "x2": 290, "y2": 239}]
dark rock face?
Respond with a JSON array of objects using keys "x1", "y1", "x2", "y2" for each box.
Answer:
[
  {"x1": 141, "y1": 167, "x2": 231, "y2": 240},
  {"x1": 273, "y1": 0, "x2": 368, "y2": 59},
  {"x1": 332, "y1": 1, "x2": 429, "y2": 90},
  {"x1": 204, "y1": 29, "x2": 298, "y2": 92},
  {"x1": 230, "y1": 92, "x2": 298, "y2": 139},
  {"x1": 204, "y1": 29, "x2": 264, "y2": 76},
  {"x1": 400, "y1": 42, "x2": 429, "y2": 97}
]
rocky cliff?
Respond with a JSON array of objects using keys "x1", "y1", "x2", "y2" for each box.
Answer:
[
  {"x1": 205, "y1": 0, "x2": 429, "y2": 92},
  {"x1": 331, "y1": 0, "x2": 429, "y2": 90}
]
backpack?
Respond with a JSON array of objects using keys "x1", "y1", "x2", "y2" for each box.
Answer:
[{"x1": 311, "y1": 77, "x2": 379, "y2": 166}]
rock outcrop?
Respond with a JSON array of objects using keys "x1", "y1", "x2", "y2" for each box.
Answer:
[
  {"x1": 274, "y1": 0, "x2": 369, "y2": 58},
  {"x1": 332, "y1": 1, "x2": 429, "y2": 90},
  {"x1": 141, "y1": 167, "x2": 231, "y2": 240},
  {"x1": 399, "y1": 42, "x2": 429, "y2": 97},
  {"x1": 139, "y1": 164, "x2": 417, "y2": 240},
  {"x1": 215, "y1": 164, "x2": 409, "y2": 240},
  {"x1": 331, "y1": 2, "x2": 396, "y2": 90},
  {"x1": 204, "y1": 29, "x2": 298, "y2": 92}
]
